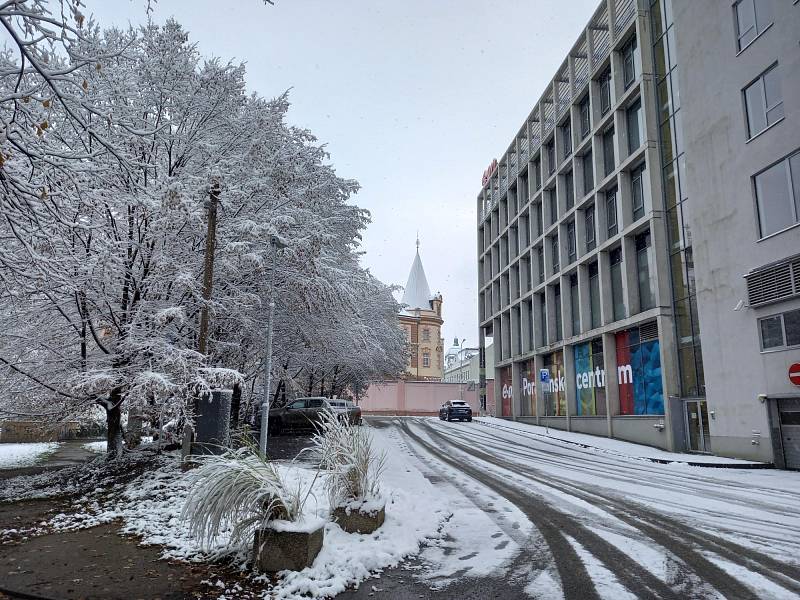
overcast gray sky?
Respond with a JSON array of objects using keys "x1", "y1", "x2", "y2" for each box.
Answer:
[{"x1": 89, "y1": 0, "x2": 598, "y2": 351}]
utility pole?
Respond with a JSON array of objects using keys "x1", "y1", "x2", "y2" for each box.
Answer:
[
  {"x1": 198, "y1": 179, "x2": 220, "y2": 356},
  {"x1": 458, "y1": 338, "x2": 466, "y2": 401},
  {"x1": 260, "y1": 235, "x2": 286, "y2": 455}
]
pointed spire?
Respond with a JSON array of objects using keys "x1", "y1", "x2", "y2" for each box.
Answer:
[{"x1": 401, "y1": 236, "x2": 432, "y2": 311}]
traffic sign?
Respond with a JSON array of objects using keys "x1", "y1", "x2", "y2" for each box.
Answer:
[{"x1": 790, "y1": 363, "x2": 800, "y2": 386}]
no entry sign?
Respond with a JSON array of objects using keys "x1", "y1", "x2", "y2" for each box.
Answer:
[{"x1": 790, "y1": 363, "x2": 800, "y2": 386}]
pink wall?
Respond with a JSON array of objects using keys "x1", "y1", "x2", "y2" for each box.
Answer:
[{"x1": 358, "y1": 380, "x2": 495, "y2": 416}]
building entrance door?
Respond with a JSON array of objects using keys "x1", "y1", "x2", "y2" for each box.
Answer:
[
  {"x1": 685, "y1": 399, "x2": 710, "y2": 453},
  {"x1": 778, "y1": 398, "x2": 800, "y2": 470}
]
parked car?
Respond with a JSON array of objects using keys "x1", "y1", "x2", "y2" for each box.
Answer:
[
  {"x1": 439, "y1": 400, "x2": 473, "y2": 422},
  {"x1": 328, "y1": 399, "x2": 363, "y2": 425},
  {"x1": 268, "y1": 397, "x2": 332, "y2": 435}
]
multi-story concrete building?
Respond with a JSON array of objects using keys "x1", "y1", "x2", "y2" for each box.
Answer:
[
  {"x1": 674, "y1": 0, "x2": 800, "y2": 465},
  {"x1": 476, "y1": 0, "x2": 799, "y2": 463}
]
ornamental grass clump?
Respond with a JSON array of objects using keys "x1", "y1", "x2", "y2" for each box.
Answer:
[
  {"x1": 181, "y1": 442, "x2": 313, "y2": 553},
  {"x1": 310, "y1": 409, "x2": 386, "y2": 509}
]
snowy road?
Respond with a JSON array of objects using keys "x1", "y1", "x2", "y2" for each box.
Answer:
[{"x1": 367, "y1": 417, "x2": 800, "y2": 600}]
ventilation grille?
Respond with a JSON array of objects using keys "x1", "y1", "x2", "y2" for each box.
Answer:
[
  {"x1": 640, "y1": 321, "x2": 659, "y2": 342},
  {"x1": 745, "y1": 259, "x2": 799, "y2": 307}
]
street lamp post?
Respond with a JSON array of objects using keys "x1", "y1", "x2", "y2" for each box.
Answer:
[
  {"x1": 259, "y1": 235, "x2": 286, "y2": 455},
  {"x1": 458, "y1": 338, "x2": 466, "y2": 401}
]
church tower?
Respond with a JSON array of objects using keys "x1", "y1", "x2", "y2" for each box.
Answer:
[{"x1": 398, "y1": 238, "x2": 444, "y2": 381}]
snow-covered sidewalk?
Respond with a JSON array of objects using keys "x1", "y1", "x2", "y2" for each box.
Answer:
[
  {"x1": 0, "y1": 442, "x2": 60, "y2": 469},
  {"x1": 475, "y1": 417, "x2": 765, "y2": 466}
]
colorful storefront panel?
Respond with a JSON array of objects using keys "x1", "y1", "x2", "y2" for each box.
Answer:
[
  {"x1": 519, "y1": 359, "x2": 536, "y2": 416},
  {"x1": 574, "y1": 339, "x2": 607, "y2": 416},
  {"x1": 500, "y1": 366, "x2": 512, "y2": 417},
  {"x1": 542, "y1": 351, "x2": 566, "y2": 416},
  {"x1": 616, "y1": 326, "x2": 664, "y2": 415}
]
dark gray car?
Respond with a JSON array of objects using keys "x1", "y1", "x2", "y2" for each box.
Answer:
[{"x1": 268, "y1": 397, "x2": 332, "y2": 434}]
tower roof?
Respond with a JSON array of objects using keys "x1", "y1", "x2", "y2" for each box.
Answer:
[{"x1": 401, "y1": 240, "x2": 433, "y2": 311}]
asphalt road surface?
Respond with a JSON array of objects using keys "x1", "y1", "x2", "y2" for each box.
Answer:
[{"x1": 349, "y1": 417, "x2": 800, "y2": 600}]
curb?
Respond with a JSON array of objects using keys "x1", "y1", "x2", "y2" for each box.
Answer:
[{"x1": 475, "y1": 419, "x2": 774, "y2": 469}]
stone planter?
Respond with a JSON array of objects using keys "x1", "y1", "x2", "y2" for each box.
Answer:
[
  {"x1": 253, "y1": 524, "x2": 324, "y2": 572},
  {"x1": 332, "y1": 502, "x2": 386, "y2": 534}
]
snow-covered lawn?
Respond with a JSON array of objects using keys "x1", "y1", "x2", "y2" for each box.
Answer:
[
  {"x1": 0, "y1": 442, "x2": 60, "y2": 469},
  {"x1": 475, "y1": 416, "x2": 762, "y2": 465},
  {"x1": 82, "y1": 441, "x2": 107, "y2": 453}
]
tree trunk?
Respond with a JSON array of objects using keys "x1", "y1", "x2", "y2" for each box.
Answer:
[
  {"x1": 230, "y1": 381, "x2": 242, "y2": 430},
  {"x1": 318, "y1": 375, "x2": 325, "y2": 397},
  {"x1": 104, "y1": 387, "x2": 125, "y2": 458}
]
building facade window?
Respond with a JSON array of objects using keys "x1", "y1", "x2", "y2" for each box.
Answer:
[
  {"x1": 564, "y1": 170, "x2": 575, "y2": 210},
  {"x1": 588, "y1": 261, "x2": 601, "y2": 329},
  {"x1": 610, "y1": 247, "x2": 625, "y2": 321},
  {"x1": 585, "y1": 204, "x2": 596, "y2": 251},
  {"x1": 636, "y1": 231, "x2": 654, "y2": 311},
  {"x1": 582, "y1": 151, "x2": 594, "y2": 195},
  {"x1": 622, "y1": 35, "x2": 638, "y2": 89},
  {"x1": 546, "y1": 142, "x2": 555, "y2": 175},
  {"x1": 627, "y1": 99, "x2": 642, "y2": 154},
  {"x1": 553, "y1": 284, "x2": 563, "y2": 342},
  {"x1": 533, "y1": 158, "x2": 542, "y2": 190},
  {"x1": 537, "y1": 246, "x2": 545, "y2": 284},
  {"x1": 422, "y1": 328, "x2": 430, "y2": 342},
  {"x1": 549, "y1": 188, "x2": 558, "y2": 224},
  {"x1": 606, "y1": 187, "x2": 618, "y2": 237},
  {"x1": 759, "y1": 308, "x2": 800, "y2": 350},
  {"x1": 734, "y1": 0, "x2": 773, "y2": 52},
  {"x1": 574, "y1": 339, "x2": 606, "y2": 415},
  {"x1": 538, "y1": 293, "x2": 548, "y2": 347},
  {"x1": 603, "y1": 127, "x2": 615, "y2": 176},
  {"x1": 744, "y1": 64, "x2": 783, "y2": 139},
  {"x1": 754, "y1": 150, "x2": 800, "y2": 237},
  {"x1": 551, "y1": 234, "x2": 560, "y2": 273},
  {"x1": 543, "y1": 351, "x2": 566, "y2": 415},
  {"x1": 422, "y1": 351, "x2": 431, "y2": 368},
  {"x1": 631, "y1": 163, "x2": 646, "y2": 221},
  {"x1": 579, "y1": 96, "x2": 591, "y2": 138},
  {"x1": 616, "y1": 325, "x2": 664, "y2": 415},
  {"x1": 570, "y1": 273, "x2": 580, "y2": 336},
  {"x1": 599, "y1": 68, "x2": 612, "y2": 115},
  {"x1": 567, "y1": 220, "x2": 576, "y2": 262},
  {"x1": 561, "y1": 120, "x2": 572, "y2": 159},
  {"x1": 534, "y1": 201, "x2": 543, "y2": 237}
]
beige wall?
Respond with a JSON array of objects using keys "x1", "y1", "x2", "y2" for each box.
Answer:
[{"x1": 359, "y1": 380, "x2": 496, "y2": 415}]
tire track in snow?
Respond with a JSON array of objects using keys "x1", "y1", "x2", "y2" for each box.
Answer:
[
  {"x1": 398, "y1": 420, "x2": 680, "y2": 600},
  {"x1": 416, "y1": 419, "x2": 800, "y2": 599}
]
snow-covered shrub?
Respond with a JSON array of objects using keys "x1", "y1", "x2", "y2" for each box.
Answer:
[
  {"x1": 181, "y1": 444, "x2": 316, "y2": 552},
  {"x1": 310, "y1": 410, "x2": 386, "y2": 509}
]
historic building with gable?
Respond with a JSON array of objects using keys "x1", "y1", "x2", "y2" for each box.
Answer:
[{"x1": 399, "y1": 240, "x2": 444, "y2": 381}]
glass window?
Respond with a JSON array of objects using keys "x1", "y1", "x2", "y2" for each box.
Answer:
[
  {"x1": 561, "y1": 121, "x2": 572, "y2": 159},
  {"x1": 599, "y1": 68, "x2": 612, "y2": 115},
  {"x1": 549, "y1": 188, "x2": 558, "y2": 224},
  {"x1": 423, "y1": 352, "x2": 431, "y2": 367},
  {"x1": 422, "y1": 328, "x2": 430, "y2": 341},
  {"x1": 570, "y1": 274, "x2": 580, "y2": 336},
  {"x1": 537, "y1": 246, "x2": 545, "y2": 283},
  {"x1": 636, "y1": 231, "x2": 654, "y2": 311},
  {"x1": 744, "y1": 65, "x2": 784, "y2": 138},
  {"x1": 535, "y1": 201, "x2": 543, "y2": 237},
  {"x1": 734, "y1": 0, "x2": 773, "y2": 52},
  {"x1": 589, "y1": 262, "x2": 601, "y2": 329},
  {"x1": 627, "y1": 99, "x2": 642, "y2": 154},
  {"x1": 567, "y1": 220, "x2": 576, "y2": 261},
  {"x1": 551, "y1": 235, "x2": 560, "y2": 273},
  {"x1": 538, "y1": 294, "x2": 548, "y2": 346},
  {"x1": 585, "y1": 204, "x2": 596, "y2": 251},
  {"x1": 759, "y1": 315, "x2": 784, "y2": 349},
  {"x1": 606, "y1": 187, "x2": 618, "y2": 237},
  {"x1": 546, "y1": 143, "x2": 555, "y2": 175},
  {"x1": 583, "y1": 151, "x2": 594, "y2": 195},
  {"x1": 554, "y1": 284, "x2": 562, "y2": 342},
  {"x1": 564, "y1": 170, "x2": 575, "y2": 210},
  {"x1": 760, "y1": 309, "x2": 800, "y2": 350},
  {"x1": 580, "y1": 97, "x2": 591, "y2": 138},
  {"x1": 632, "y1": 163, "x2": 646, "y2": 221},
  {"x1": 533, "y1": 158, "x2": 542, "y2": 190},
  {"x1": 622, "y1": 36, "x2": 637, "y2": 89},
  {"x1": 610, "y1": 247, "x2": 625, "y2": 321},
  {"x1": 603, "y1": 128, "x2": 615, "y2": 176},
  {"x1": 289, "y1": 399, "x2": 307, "y2": 409},
  {"x1": 754, "y1": 152, "x2": 798, "y2": 238}
]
